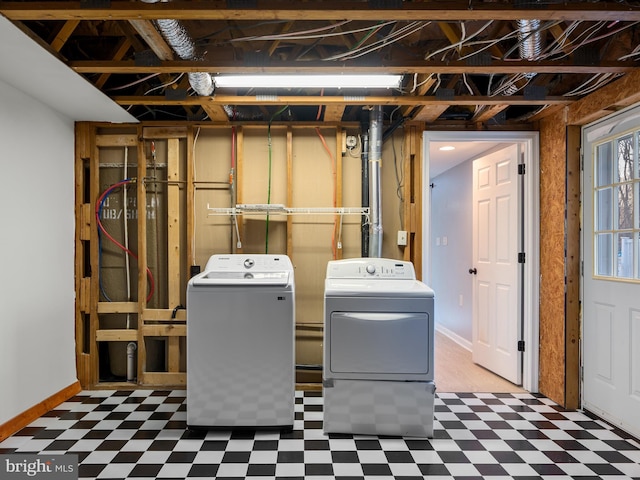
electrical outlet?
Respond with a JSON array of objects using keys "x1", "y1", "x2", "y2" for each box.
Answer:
[{"x1": 397, "y1": 230, "x2": 407, "y2": 246}]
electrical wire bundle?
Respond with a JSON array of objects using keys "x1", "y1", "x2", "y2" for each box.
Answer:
[{"x1": 96, "y1": 178, "x2": 155, "y2": 303}]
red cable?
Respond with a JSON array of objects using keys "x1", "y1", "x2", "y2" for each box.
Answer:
[{"x1": 96, "y1": 179, "x2": 155, "y2": 303}]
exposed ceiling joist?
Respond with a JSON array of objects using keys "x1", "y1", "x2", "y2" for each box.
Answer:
[
  {"x1": 70, "y1": 60, "x2": 638, "y2": 75},
  {"x1": 2, "y1": 1, "x2": 640, "y2": 22},
  {"x1": 115, "y1": 94, "x2": 573, "y2": 107},
  {"x1": 3, "y1": 0, "x2": 638, "y2": 125}
]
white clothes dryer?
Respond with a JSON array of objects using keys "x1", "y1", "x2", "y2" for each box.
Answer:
[
  {"x1": 323, "y1": 258, "x2": 435, "y2": 437},
  {"x1": 187, "y1": 254, "x2": 295, "y2": 429}
]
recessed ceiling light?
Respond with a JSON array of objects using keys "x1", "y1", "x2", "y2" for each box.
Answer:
[
  {"x1": 439, "y1": 145, "x2": 455, "y2": 151},
  {"x1": 212, "y1": 74, "x2": 403, "y2": 89}
]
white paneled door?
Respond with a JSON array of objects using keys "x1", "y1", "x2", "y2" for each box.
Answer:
[
  {"x1": 471, "y1": 144, "x2": 522, "y2": 385},
  {"x1": 582, "y1": 106, "x2": 640, "y2": 439}
]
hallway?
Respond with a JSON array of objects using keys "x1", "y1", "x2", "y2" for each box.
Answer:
[{"x1": 435, "y1": 331, "x2": 525, "y2": 393}]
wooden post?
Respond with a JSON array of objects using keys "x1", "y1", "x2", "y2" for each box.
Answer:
[
  {"x1": 335, "y1": 127, "x2": 343, "y2": 260},
  {"x1": 287, "y1": 127, "x2": 293, "y2": 257},
  {"x1": 166, "y1": 138, "x2": 181, "y2": 373},
  {"x1": 186, "y1": 126, "x2": 195, "y2": 267},
  {"x1": 136, "y1": 126, "x2": 148, "y2": 383}
]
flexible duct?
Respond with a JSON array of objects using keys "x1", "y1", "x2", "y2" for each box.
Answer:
[
  {"x1": 141, "y1": 0, "x2": 213, "y2": 96},
  {"x1": 517, "y1": 19, "x2": 543, "y2": 64},
  {"x1": 501, "y1": 19, "x2": 544, "y2": 96},
  {"x1": 368, "y1": 106, "x2": 383, "y2": 258}
]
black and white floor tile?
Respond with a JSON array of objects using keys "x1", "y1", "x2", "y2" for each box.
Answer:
[{"x1": 2, "y1": 390, "x2": 640, "y2": 479}]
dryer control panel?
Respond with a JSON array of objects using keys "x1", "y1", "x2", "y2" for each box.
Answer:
[{"x1": 326, "y1": 258, "x2": 416, "y2": 279}]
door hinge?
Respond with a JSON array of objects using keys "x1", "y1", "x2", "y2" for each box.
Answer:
[
  {"x1": 518, "y1": 340, "x2": 525, "y2": 352},
  {"x1": 518, "y1": 252, "x2": 526, "y2": 263},
  {"x1": 518, "y1": 164, "x2": 526, "y2": 175}
]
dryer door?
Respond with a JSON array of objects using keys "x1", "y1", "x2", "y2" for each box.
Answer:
[{"x1": 328, "y1": 311, "x2": 431, "y2": 379}]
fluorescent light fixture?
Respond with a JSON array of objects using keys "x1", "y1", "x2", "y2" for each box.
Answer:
[
  {"x1": 213, "y1": 74, "x2": 403, "y2": 89},
  {"x1": 439, "y1": 145, "x2": 456, "y2": 151}
]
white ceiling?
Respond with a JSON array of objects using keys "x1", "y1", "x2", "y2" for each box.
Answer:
[
  {"x1": 429, "y1": 141, "x2": 499, "y2": 178},
  {"x1": 0, "y1": 15, "x2": 137, "y2": 123}
]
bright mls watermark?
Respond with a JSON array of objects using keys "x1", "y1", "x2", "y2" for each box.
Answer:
[{"x1": 1, "y1": 455, "x2": 78, "y2": 480}]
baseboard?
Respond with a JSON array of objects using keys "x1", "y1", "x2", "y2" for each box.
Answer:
[
  {"x1": 0, "y1": 381, "x2": 82, "y2": 442},
  {"x1": 435, "y1": 323, "x2": 472, "y2": 351}
]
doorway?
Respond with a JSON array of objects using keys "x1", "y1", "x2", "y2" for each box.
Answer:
[{"x1": 422, "y1": 131, "x2": 540, "y2": 393}]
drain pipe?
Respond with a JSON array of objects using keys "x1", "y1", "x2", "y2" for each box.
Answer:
[
  {"x1": 360, "y1": 124, "x2": 370, "y2": 258},
  {"x1": 126, "y1": 342, "x2": 137, "y2": 382},
  {"x1": 368, "y1": 106, "x2": 384, "y2": 258}
]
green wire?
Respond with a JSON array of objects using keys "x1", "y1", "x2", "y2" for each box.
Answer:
[{"x1": 265, "y1": 105, "x2": 289, "y2": 254}]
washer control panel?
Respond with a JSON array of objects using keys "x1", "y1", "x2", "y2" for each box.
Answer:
[
  {"x1": 326, "y1": 258, "x2": 416, "y2": 279},
  {"x1": 204, "y1": 254, "x2": 292, "y2": 273}
]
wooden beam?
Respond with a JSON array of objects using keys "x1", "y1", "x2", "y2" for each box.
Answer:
[
  {"x1": 96, "y1": 329, "x2": 138, "y2": 342},
  {"x1": 70, "y1": 59, "x2": 638, "y2": 75},
  {"x1": 167, "y1": 138, "x2": 181, "y2": 309},
  {"x1": 136, "y1": 126, "x2": 148, "y2": 382},
  {"x1": 115, "y1": 94, "x2": 573, "y2": 107},
  {"x1": 142, "y1": 325, "x2": 187, "y2": 336},
  {"x1": 128, "y1": 19, "x2": 174, "y2": 61},
  {"x1": 412, "y1": 105, "x2": 450, "y2": 123},
  {"x1": 49, "y1": 19, "x2": 79, "y2": 52},
  {"x1": 403, "y1": 74, "x2": 436, "y2": 118},
  {"x1": 97, "y1": 301, "x2": 138, "y2": 314},
  {"x1": 3, "y1": 2, "x2": 640, "y2": 22},
  {"x1": 95, "y1": 37, "x2": 132, "y2": 89},
  {"x1": 323, "y1": 104, "x2": 346, "y2": 122},
  {"x1": 186, "y1": 126, "x2": 195, "y2": 267},
  {"x1": 286, "y1": 127, "x2": 293, "y2": 258},
  {"x1": 142, "y1": 308, "x2": 186, "y2": 321},
  {"x1": 201, "y1": 104, "x2": 230, "y2": 122},
  {"x1": 565, "y1": 125, "x2": 581, "y2": 410},
  {"x1": 472, "y1": 104, "x2": 509, "y2": 123},
  {"x1": 140, "y1": 372, "x2": 185, "y2": 385},
  {"x1": 568, "y1": 68, "x2": 640, "y2": 125},
  {"x1": 166, "y1": 138, "x2": 181, "y2": 374}
]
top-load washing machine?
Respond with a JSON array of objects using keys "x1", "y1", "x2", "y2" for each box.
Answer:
[
  {"x1": 187, "y1": 254, "x2": 295, "y2": 429},
  {"x1": 323, "y1": 258, "x2": 435, "y2": 437}
]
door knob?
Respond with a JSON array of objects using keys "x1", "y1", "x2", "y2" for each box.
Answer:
[{"x1": 469, "y1": 267, "x2": 477, "y2": 275}]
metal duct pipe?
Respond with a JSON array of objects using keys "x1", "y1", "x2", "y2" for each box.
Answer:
[
  {"x1": 368, "y1": 106, "x2": 383, "y2": 258},
  {"x1": 360, "y1": 129, "x2": 370, "y2": 257},
  {"x1": 141, "y1": 0, "x2": 213, "y2": 96}
]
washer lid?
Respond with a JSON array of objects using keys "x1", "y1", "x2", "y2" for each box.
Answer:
[
  {"x1": 325, "y1": 278, "x2": 434, "y2": 297},
  {"x1": 192, "y1": 270, "x2": 291, "y2": 286}
]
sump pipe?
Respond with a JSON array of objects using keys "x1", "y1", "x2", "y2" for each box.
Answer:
[
  {"x1": 126, "y1": 342, "x2": 137, "y2": 382},
  {"x1": 368, "y1": 106, "x2": 383, "y2": 258},
  {"x1": 360, "y1": 126, "x2": 370, "y2": 258}
]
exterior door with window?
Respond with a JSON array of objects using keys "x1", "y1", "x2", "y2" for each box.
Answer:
[{"x1": 583, "y1": 107, "x2": 640, "y2": 439}]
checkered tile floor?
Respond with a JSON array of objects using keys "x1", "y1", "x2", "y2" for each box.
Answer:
[{"x1": 2, "y1": 390, "x2": 640, "y2": 479}]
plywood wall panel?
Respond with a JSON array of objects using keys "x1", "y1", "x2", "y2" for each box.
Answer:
[
  {"x1": 193, "y1": 129, "x2": 234, "y2": 265},
  {"x1": 381, "y1": 130, "x2": 405, "y2": 260},
  {"x1": 538, "y1": 111, "x2": 567, "y2": 405}
]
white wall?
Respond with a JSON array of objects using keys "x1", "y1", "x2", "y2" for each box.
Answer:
[
  {"x1": 0, "y1": 79, "x2": 77, "y2": 425},
  {"x1": 431, "y1": 159, "x2": 473, "y2": 343}
]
